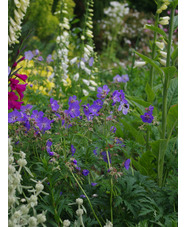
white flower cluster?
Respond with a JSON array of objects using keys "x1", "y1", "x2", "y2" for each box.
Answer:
[
  {"x1": 8, "y1": 0, "x2": 30, "y2": 46},
  {"x1": 100, "y1": 1, "x2": 150, "y2": 53},
  {"x1": 104, "y1": 1, "x2": 129, "y2": 18},
  {"x1": 8, "y1": 138, "x2": 47, "y2": 227},
  {"x1": 104, "y1": 220, "x2": 113, "y2": 227},
  {"x1": 54, "y1": 1, "x2": 70, "y2": 85}
]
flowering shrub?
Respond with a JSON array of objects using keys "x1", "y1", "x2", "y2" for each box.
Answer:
[{"x1": 8, "y1": 0, "x2": 178, "y2": 226}]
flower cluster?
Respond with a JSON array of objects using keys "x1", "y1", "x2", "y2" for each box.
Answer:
[
  {"x1": 8, "y1": 138, "x2": 47, "y2": 226},
  {"x1": 141, "y1": 105, "x2": 154, "y2": 123},
  {"x1": 8, "y1": 0, "x2": 30, "y2": 46},
  {"x1": 54, "y1": 1, "x2": 71, "y2": 87},
  {"x1": 8, "y1": 58, "x2": 28, "y2": 110}
]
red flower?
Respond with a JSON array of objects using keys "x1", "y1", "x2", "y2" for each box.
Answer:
[
  {"x1": 15, "y1": 73, "x2": 28, "y2": 82},
  {"x1": 8, "y1": 92, "x2": 23, "y2": 110}
]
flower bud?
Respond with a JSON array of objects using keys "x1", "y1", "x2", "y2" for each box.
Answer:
[
  {"x1": 82, "y1": 79, "x2": 90, "y2": 86},
  {"x1": 76, "y1": 208, "x2": 84, "y2": 216},
  {"x1": 83, "y1": 89, "x2": 89, "y2": 96},
  {"x1": 63, "y1": 220, "x2": 71, "y2": 227},
  {"x1": 73, "y1": 73, "x2": 79, "y2": 81},
  {"x1": 159, "y1": 58, "x2": 166, "y2": 66},
  {"x1": 156, "y1": 41, "x2": 165, "y2": 50},
  {"x1": 76, "y1": 198, "x2": 83, "y2": 205},
  {"x1": 134, "y1": 61, "x2": 146, "y2": 68},
  {"x1": 159, "y1": 51, "x2": 167, "y2": 58},
  {"x1": 35, "y1": 182, "x2": 44, "y2": 193},
  {"x1": 28, "y1": 216, "x2": 37, "y2": 227},
  {"x1": 37, "y1": 213, "x2": 46, "y2": 223},
  {"x1": 17, "y1": 158, "x2": 27, "y2": 167}
]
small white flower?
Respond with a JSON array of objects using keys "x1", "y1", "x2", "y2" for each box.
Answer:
[
  {"x1": 89, "y1": 80, "x2": 97, "y2": 86},
  {"x1": 17, "y1": 158, "x2": 27, "y2": 167},
  {"x1": 35, "y1": 181, "x2": 44, "y2": 193},
  {"x1": 63, "y1": 220, "x2": 71, "y2": 227},
  {"x1": 76, "y1": 208, "x2": 84, "y2": 216},
  {"x1": 83, "y1": 89, "x2": 89, "y2": 96},
  {"x1": 76, "y1": 198, "x2": 83, "y2": 205},
  {"x1": 159, "y1": 58, "x2": 166, "y2": 66},
  {"x1": 156, "y1": 41, "x2": 165, "y2": 50},
  {"x1": 89, "y1": 86, "x2": 96, "y2": 91},
  {"x1": 134, "y1": 61, "x2": 146, "y2": 68},
  {"x1": 159, "y1": 16, "x2": 170, "y2": 25},
  {"x1": 82, "y1": 79, "x2": 90, "y2": 86},
  {"x1": 159, "y1": 51, "x2": 167, "y2": 58},
  {"x1": 28, "y1": 216, "x2": 37, "y2": 227},
  {"x1": 79, "y1": 61, "x2": 85, "y2": 69},
  {"x1": 73, "y1": 73, "x2": 79, "y2": 81},
  {"x1": 84, "y1": 67, "x2": 91, "y2": 75},
  {"x1": 20, "y1": 205, "x2": 29, "y2": 214},
  {"x1": 37, "y1": 213, "x2": 46, "y2": 223},
  {"x1": 70, "y1": 57, "x2": 77, "y2": 65}
]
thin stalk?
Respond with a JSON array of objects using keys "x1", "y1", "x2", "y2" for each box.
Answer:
[
  {"x1": 106, "y1": 150, "x2": 113, "y2": 224},
  {"x1": 130, "y1": 35, "x2": 140, "y2": 77},
  {"x1": 162, "y1": 8, "x2": 175, "y2": 139},
  {"x1": 70, "y1": 170, "x2": 102, "y2": 227},
  {"x1": 149, "y1": 13, "x2": 159, "y2": 88}
]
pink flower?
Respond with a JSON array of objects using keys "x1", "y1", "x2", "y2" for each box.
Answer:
[
  {"x1": 15, "y1": 83, "x2": 28, "y2": 100},
  {"x1": 9, "y1": 78, "x2": 19, "y2": 90},
  {"x1": 8, "y1": 92, "x2": 23, "y2": 110},
  {"x1": 15, "y1": 73, "x2": 28, "y2": 82}
]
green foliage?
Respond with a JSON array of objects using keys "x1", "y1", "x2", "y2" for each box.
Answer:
[{"x1": 167, "y1": 78, "x2": 178, "y2": 110}]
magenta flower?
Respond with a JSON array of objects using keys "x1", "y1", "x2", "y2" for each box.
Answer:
[
  {"x1": 15, "y1": 73, "x2": 28, "y2": 82},
  {"x1": 8, "y1": 92, "x2": 23, "y2": 110}
]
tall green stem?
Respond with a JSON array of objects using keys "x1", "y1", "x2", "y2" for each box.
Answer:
[
  {"x1": 69, "y1": 170, "x2": 102, "y2": 227},
  {"x1": 106, "y1": 150, "x2": 113, "y2": 224},
  {"x1": 162, "y1": 8, "x2": 175, "y2": 139},
  {"x1": 149, "y1": 13, "x2": 159, "y2": 88}
]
